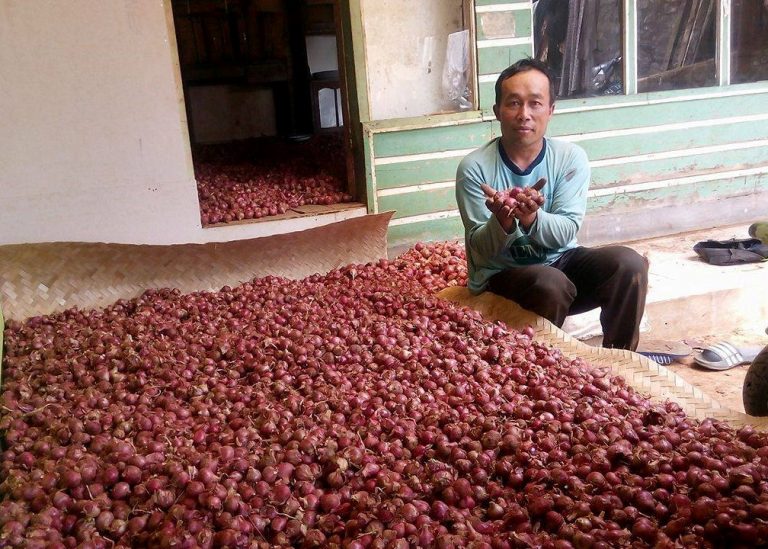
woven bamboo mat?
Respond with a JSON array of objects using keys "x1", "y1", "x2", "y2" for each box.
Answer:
[
  {"x1": 437, "y1": 286, "x2": 768, "y2": 429},
  {"x1": 0, "y1": 213, "x2": 393, "y2": 322}
]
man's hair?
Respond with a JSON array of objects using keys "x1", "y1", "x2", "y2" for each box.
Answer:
[{"x1": 494, "y1": 58, "x2": 556, "y2": 106}]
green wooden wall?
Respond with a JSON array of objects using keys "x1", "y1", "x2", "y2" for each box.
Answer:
[{"x1": 355, "y1": 1, "x2": 768, "y2": 248}]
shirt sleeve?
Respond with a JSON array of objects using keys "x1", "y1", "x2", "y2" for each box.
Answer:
[
  {"x1": 528, "y1": 145, "x2": 590, "y2": 250},
  {"x1": 455, "y1": 156, "x2": 523, "y2": 263}
]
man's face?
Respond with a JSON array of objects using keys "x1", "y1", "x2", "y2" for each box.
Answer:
[{"x1": 493, "y1": 70, "x2": 555, "y2": 150}]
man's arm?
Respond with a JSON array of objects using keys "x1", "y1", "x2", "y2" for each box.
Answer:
[{"x1": 527, "y1": 146, "x2": 590, "y2": 250}]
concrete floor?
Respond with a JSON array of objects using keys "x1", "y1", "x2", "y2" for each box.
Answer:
[{"x1": 573, "y1": 223, "x2": 767, "y2": 414}]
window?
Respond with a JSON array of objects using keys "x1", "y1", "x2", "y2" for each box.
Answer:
[
  {"x1": 731, "y1": 0, "x2": 768, "y2": 84},
  {"x1": 533, "y1": 0, "x2": 767, "y2": 101},
  {"x1": 533, "y1": 0, "x2": 624, "y2": 99},
  {"x1": 637, "y1": 0, "x2": 716, "y2": 93}
]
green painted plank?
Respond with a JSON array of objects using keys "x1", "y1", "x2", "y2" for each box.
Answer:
[
  {"x1": 478, "y1": 47, "x2": 516, "y2": 77},
  {"x1": 371, "y1": 119, "x2": 767, "y2": 191},
  {"x1": 380, "y1": 164, "x2": 768, "y2": 222},
  {"x1": 552, "y1": 80, "x2": 768, "y2": 111},
  {"x1": 478, "y1": 48, "x2": 537, "y2": 110},
  {"x1": 475, "y1": 11, "x2": 532, "y2": 42},
  {"x1": 362, "y1": 131, "x2": 376, "y2": 212},
  {"x1": 587, "y1": 173, "x2": 765, "y2": 213},
  {"x1": 479, "y1": 81, "x2": 496, "y2": 112},
  {"x1": 387, "y1": 216, "x2": 465, "y2": 249},
  {"x1": 549, "y1": 92, "x2": 768, "y2": 135},
  {"x1": 478, "y1": 44, "x2": 533, "y2": 76},
  {"x1": 385, "y1": 174, "x2": 768, "y2": 249},
  {"x1": 378, "y1": 187, "x2": 456, "y2": 219},
  {"x1": 375, "y1": 157, "x2": 465, "y2": 189},
  {"x1": 478, "y1": 45, "x2": 534, "y2": 77},
  {"x1": 591, "y1": 148, "x2": 768, "y2": 188},
  {"x1": 371, "y1": 108, "x2": 767, "y2": 166},
  {"x1": 373, "y1": 121, "x2": 493, "y2": 158},
  {"x1": 574, "y1": 119, "x2": 768, "y2": 162},
  {"x1": 374, "y1": 119, "x2": 767, "y2": 189},
  {"x1": 363, "y1": 111, "x2": 485, "y2": 133}
]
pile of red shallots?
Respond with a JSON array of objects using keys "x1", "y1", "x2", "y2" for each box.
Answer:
[
  {"x1": 194, "y1": 135, "x2": 353, "y2": 226},
  {"x1": 2, "y1": 242, "x2": 768, "y2": 548}
]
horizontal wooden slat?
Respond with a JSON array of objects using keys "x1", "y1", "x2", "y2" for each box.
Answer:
[
  {"x1": 387, "y1": 215, "x2": 464, "y2": 249},
  {"x1": 591, "y1": 146, "x2": 768, "y2": 187},
  {"x1": 587, "y1": 172, "x2": 766, "y2": 213},
  {"x1": 478, "y1": 43, "x2": 533, "y2": 76},
  {"x1": 385, "y1": 174, "x2": 767, "y2": 248},
  {"x1": 385, "y1": 173, "x2": 768, "y2": 247},
  {"x1": 378, "y1": 187, "x2": 456, "y2": 219},
  {"x1": 372, "y1": 114, "x2": 768, "y2": 169},
  {"x1": 477, "y1": 44, "x2": 533, "y2": 77},
  {"x1": 550, "y1": 92, "x2": 768, "y2": 136},
  {"x1": 373, "y1": 122, "x2": 493, "y2": 158},
  {"x1": 373, "y1": 131, "x2": 768, "y2": 193},
  {"x1": 380, "y1": 166, "x2": 768, "y2": 222},
  {"x1": 574, "y1": 119, "x2": 768, "y2": 163},
  {"x1": 375, "y1": 157, "x2": 463, "y2": 189}
]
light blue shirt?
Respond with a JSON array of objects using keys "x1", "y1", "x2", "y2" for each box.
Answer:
[{"x1": 455, "y1": 137, "x2": 590, "y2": 293}]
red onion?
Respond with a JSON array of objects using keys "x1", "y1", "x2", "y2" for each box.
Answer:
[{"x1": 3, "y1": 242, "x2": 768, "y2": 547}]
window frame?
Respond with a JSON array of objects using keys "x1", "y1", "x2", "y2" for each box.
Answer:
[{"x1": 615, "y1": 0, "x2": 741, "y2": 97}]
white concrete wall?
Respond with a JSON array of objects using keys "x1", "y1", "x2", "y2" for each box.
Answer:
[
  {"x1": 0, "y1": 1, "x2": 203, "y2": 244},
  {"x1": 0, "y1": 0, "x2": 328, "y2": 246},
  {"x1": 0, "y1": 2, "x2": 367, "y2": 246},
  {"x1": 360, "y1": 0, "x2": 467, "y2": 120}
]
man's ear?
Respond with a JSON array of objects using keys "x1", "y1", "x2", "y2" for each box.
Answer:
[
  {"x1": 493, "y1": 104, "x2": 500, "y2": 121},
  {"x1": 549, "y1": 102, "x2": 555, "y2": 116}
]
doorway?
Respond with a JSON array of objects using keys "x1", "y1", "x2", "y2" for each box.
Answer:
[{"x1": 170, "y1": 0, "x2": 353, "y2": 226}]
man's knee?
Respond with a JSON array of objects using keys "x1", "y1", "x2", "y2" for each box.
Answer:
[
  {"x1": 525, "y1": 268, "x2": 576, "y2": 302},
  {"x1": 491, "y1": 265, "x2": 576, "y2": 304},
  {"x1": 606, "y1": 246, "x2": 649, "y2": 280}
]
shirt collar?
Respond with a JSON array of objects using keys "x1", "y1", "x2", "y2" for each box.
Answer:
[{"x1": 498, "y1": 138, "x2": 547, "y2": 176}]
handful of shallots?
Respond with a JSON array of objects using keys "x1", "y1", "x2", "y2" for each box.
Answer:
[{"x1": 497, "y1": 184, "x2": 545, "y2": 210}]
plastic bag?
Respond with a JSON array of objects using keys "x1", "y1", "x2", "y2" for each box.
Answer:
[{"x1": 442, "y1": 29, "x2": 471, "y2": 110}]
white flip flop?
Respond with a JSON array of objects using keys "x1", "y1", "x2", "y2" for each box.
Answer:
[{"x1": 693, "y1": 341, "x2": 762, "y2": 371}]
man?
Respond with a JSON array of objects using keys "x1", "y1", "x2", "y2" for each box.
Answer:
[{"x1": 455, "y1": 58, "x2": 648, "y2": 351}]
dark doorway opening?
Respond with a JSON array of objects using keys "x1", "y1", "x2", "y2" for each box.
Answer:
[{"x1": 170, "y1": 0, "x2": 354, "y2": 226}]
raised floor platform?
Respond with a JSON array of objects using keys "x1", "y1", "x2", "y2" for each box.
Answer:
[{"x1": 623, "y1": 223, "x2": 767, "y2": 414}]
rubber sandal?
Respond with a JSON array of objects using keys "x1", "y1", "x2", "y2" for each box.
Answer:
[
  {"x1": 638, "y1": 351, "x2": 689, "y2": 365},
  {"x1": 637, "y1": 340, "x2": 692, "y2": 365},
  {"x1": 693, "y1": 342, "x2": 762, "y2": 371}
]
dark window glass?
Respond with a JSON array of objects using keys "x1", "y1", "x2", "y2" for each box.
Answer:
[
  {"x1": 637, "y1": 0, "x2": 716, "y2": 93},
  {"x1": 533, "y1": 0, "x2": 624, "y2": 99},
  {"x1": 731, "y1": 0, "x2": 768, "y2": 84}
]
